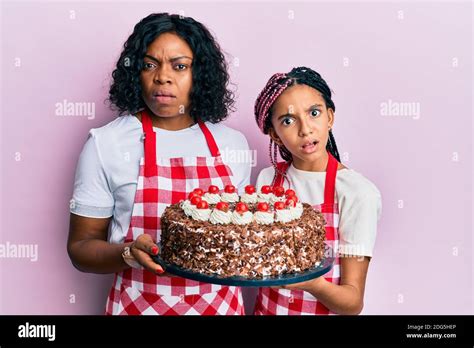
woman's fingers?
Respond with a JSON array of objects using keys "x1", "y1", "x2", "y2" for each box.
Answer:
[
  {"x1": 131, "y1": 234, "x2": 164, "y2": 275},
  {"x1": 134, "y1": 234, "x2": 159, "y2": 256}
]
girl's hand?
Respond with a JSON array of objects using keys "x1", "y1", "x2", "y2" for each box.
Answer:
[
  {"x1": 274, "y1": 276, "x2": 327, "y2": 293},
  {"x1": 130, "y1": 234, "x2": 171, "y2": 276}
]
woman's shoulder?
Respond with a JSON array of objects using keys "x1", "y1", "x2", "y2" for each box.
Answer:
[
  {"x1": 205, "y1": 122, "x2": 249, "y2": 148},
  {"x1": 88, "y1": 114, "x2": 139, "y2": 138}
]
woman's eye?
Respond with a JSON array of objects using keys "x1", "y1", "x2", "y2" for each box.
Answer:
[
  {"x1": 143, "y1": 62, "x2": 155, "y2": 70},
  {"x1": 281, "y1": 117, "x2": 294, "y2": 126},
  {"x1": 310, "y1": 109, "x2": 321, "y2": 117},
  {"x1": 174, "y1": 64, "x2": 187, "y2": 71}
]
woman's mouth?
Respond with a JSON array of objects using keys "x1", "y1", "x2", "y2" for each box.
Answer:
[
  {"x1": 301, "y1": 141, "x2": 319, "y2": 154},
  {"x1": 153, "y1": 91, "x2": 177, "y2": 104}
]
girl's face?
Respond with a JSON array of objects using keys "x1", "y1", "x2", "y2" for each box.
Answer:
[
  {"x1": 270, "y1": 84, "x2": 334, "y2": 171},
  {"x1": 140, "y1": 32, "x2": 194, "y2": 120}
]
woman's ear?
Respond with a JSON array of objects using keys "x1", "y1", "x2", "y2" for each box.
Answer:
[{"x1": 269, "y1": 128, "x2": 283, "y2": 145}]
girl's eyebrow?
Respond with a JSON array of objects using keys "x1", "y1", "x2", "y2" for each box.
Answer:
[
  {"x1": 277, "y1": 103, "x2": 324, "y2": 119},
  {"x1": 144, "y1": 55, "x2": 193, "y2": 63}
]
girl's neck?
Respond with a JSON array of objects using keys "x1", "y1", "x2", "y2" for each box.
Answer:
[
  {"x1": 144, "y1": 109, "x2": 196, "y2": 131},
  {"x1": 292, "y1": 151, "x2": 329, "y2": 172}
]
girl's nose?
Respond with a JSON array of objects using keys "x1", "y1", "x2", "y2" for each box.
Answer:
[{"x1": 298, "y1": 119, "x2": 314, "y2": 137}]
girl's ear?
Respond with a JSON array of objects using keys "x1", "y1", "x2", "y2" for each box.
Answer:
[
  {"x1": 269, "y1": 128, "x2": 283, "y2": 145},
  {"x1": 327, "y1": 108, "x2": 335, "y2": 129}
]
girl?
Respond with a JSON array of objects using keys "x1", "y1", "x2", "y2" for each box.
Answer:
[
  {"x1": 253, "y1": 67, "x2": 381, "y2": 315},
  {"x1": 67, "y1": 13, "x2": 251, "y2": 315}
]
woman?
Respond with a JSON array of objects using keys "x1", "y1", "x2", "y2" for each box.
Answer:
[{"x1": 67, "y1": 13, "x2": 251, "y2": 315}]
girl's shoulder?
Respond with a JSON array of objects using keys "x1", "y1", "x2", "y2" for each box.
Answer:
[
  {"x1": 256, "y1": 165, "x2": 276, "y2": 189},
  {"x1": 336, "y1": 168, "x2": 381, "y2": 202}
]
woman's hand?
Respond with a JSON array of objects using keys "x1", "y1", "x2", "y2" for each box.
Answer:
[{"x1": 130, "y1": 234, "x2": 170, "y2": 276}]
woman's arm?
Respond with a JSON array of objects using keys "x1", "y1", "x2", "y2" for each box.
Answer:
[
  {"x1": 283, "y1": 255, "x2": 371, "y2": 315},
  {"x1": 67, "y1": 213, "x2": 131, "y2": 274},
  {"x1": 67, "y1": 213, "x2": 164, "y2": 274}
]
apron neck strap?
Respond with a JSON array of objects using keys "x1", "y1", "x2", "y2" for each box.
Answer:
[
  {"x1": 140, "y1": 111, "x2": 221, "y2": 177},
  {"x1": 272, "y1": 151, "x2": 339, "y2": 205},
  {"x1": 198, "y1": 121, "x2": 220, "y2": 157},
  {"x1": 323, "y1": 152, "x2": 338, "y2": 206},
  {"x1": 141, "y1": 110, "x2": 157, "y2": 177}
]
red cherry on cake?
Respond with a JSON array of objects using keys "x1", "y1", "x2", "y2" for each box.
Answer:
[
  {"x1": 245, "y1": 185, "x2": 256, "y2": 195},
  {"x1": 285, "y1": 189, "x2": 296, "y2": 198},
  {"x1": 224, "y1": 185, "x2": 236, "y2": 194},
  {"x1": 196, "y1": 200, "x2": 209, "y2": 210},
  {"x1": 188, "y1": 192, "x2": 200, "y2": 200},
  {"x1": 193, "y1": 188, "x2": 204, "y2": 196},
  {"x1": 274, "y1": 201, "x2": 286, "y2": 210},
  {"x1": 208, "y1": 185, "x2": 219, "y2": 194},
  {"x1": 235, "y1": 202, "x2": 249, "y2": 214},
  {"x1": 273, "y1": 186, "x2": 285, "y2": 197},
  {"x1": 216, "y1": 201, "x2": 229, "y2": 212},
  {"x1": 257, "y1": 202, "x2": 269, "y2": 212},
  {"x1": 285, "y1": 198, "x2": 297, "y2": 208},
  {"x1": 190, "y1": 196, "x2": 202, "y2": 206},
  {"x1": 261, "y1": 185, "x2": 272, "y2": 194}
]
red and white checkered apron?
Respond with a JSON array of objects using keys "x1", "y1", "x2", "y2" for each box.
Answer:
[
  {"x1": 106, "y1": 110, "x2": 245, "y2": 315},
  {"x1": 254, "y1": 152, "x2": 340, "y2": 315}
]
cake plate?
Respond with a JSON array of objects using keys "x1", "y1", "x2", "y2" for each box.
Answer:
[{"x1": 151, "y1": 244, "x2": 335, "y2": 287}]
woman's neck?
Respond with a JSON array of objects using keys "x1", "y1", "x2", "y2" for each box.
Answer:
[{"x1": 143, "y1": 109, "x2": 196, "y2": 131}]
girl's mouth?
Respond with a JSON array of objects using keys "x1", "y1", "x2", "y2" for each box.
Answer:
[{"x1": 301, "y1": 141, "x2": 319, "y2": 154}]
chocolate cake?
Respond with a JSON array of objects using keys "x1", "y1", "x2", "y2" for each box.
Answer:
[{"x1": 160, "y1": 184, "x2": 327, "y2": 278}]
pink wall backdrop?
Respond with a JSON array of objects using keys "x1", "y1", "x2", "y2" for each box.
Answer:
[{"x1": 1, "y1": 1, "x2": 472, "y2": 314}]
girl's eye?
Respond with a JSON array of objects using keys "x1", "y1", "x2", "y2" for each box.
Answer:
[
  {"x1": 281, "y1": 117, "x2": 294, "y2": 126},
  {"x1": 310, "y1": 109, "x2": 321, "y2": 117},
  {"x1": 174, "y1": 64, "x2": 187, "y2": 71}
]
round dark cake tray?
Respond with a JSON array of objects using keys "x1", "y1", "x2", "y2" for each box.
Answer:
[{"x1": 151, "y1": 244, "x2": 335, "y2": 287}]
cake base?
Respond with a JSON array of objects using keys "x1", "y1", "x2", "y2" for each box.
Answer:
[{"x1": 160, "y1": 202, "x2": 327, "y2": 279}]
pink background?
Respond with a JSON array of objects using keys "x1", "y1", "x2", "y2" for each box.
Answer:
[{"x1": 1, "y1": 1, "x2": 472, "y2": 314}]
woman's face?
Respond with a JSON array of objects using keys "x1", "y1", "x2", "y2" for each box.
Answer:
[
  {"x1": 270, "y1": 84, "x2": 334, "y2": 170},
  {"x1": 140, "y1": 32, "x2": 194, "y2": 119}
]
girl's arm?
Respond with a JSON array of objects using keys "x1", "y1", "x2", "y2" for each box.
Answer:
[{"x1": 283, "y1": 255, "x2": 370, "y2": 315}]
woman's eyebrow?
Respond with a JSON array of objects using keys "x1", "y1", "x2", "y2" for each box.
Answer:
[{"x1": 144, "y1": 54, "x2": 193, "y2": 63}]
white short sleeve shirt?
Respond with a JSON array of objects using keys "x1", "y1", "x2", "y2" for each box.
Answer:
[
  {"x1": 70, "y1": 115, "x2": 252, "y2": 243},
  {"x1": 256, "y1": 164, "x2": 382, "y2": 257}
]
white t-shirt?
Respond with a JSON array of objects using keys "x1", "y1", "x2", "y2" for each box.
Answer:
[
  {"x1": 256, "y1": 164, "x2": 382, "y2": 257},
  {"x1": 70, "y1": 115, "x2": 252, "y2": 244}
]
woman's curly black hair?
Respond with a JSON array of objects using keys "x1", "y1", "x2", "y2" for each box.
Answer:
[{"x1": 108, "y1": 13, "x2": 235, "y2": 123}]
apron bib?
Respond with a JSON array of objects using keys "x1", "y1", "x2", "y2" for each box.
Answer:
[
  {"x1": 254, "y1": 152, "x2": 340, "y2": 315},
  {"x1": 106, "y1": 110, "x2": 245, "y2": 315}
]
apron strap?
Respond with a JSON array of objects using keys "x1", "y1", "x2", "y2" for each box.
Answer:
[
  {"x1": 272, "y1": 151, "x2": 339, "y2": 206},
  {"x1": 273, "y1": 161, "x2": 291, "y2": 187},
  {"x1": 140, "y1": 111, "x2": 223, "y2": 176},
  {"x1": 323, "y1": 152, "x2": 338, "y2": 206},
  {"x1": 141, "y1": 110, "x2": 158, "y2": 177},
  {"x1": 198, "y1": 121, "x2": 220, "y2": 157}
]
